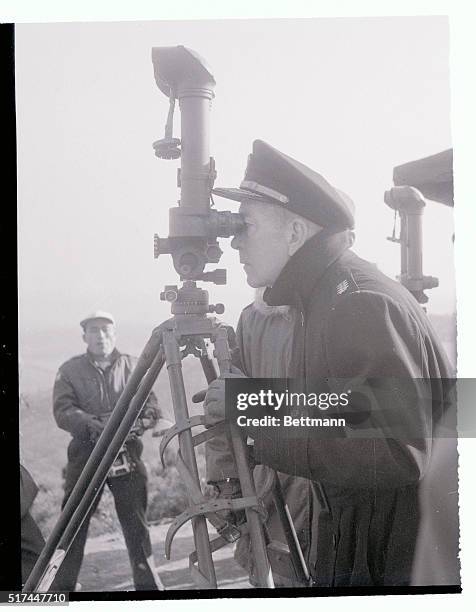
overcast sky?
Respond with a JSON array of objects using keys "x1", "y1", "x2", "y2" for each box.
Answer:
[{"x1": 16, "y1": 16, "x2": 454, "y2": 343}]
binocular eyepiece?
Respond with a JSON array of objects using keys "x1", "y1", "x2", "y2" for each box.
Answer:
[{"x1": 154, "y1": 209, "x2": 243, "y2": 282}]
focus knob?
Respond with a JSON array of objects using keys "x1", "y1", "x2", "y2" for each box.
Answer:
[
  {"x1": 154, "y1": 235, "x2": 171, "y2": 258},
  {"x1": 160, "y1": 286, "x2": 179, "y2": 302}
]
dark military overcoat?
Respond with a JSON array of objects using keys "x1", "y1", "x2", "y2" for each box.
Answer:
[{"x1": 243, "y1": 229, "x2": 458, "y2": 586}]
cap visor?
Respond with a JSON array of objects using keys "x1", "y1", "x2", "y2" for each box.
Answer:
[
  {"x1": 212, "y1": 187, "x2": 274, "y2": 203},
  {"x1": 80, "y1": 315, "x2": 115, "y2": 328}
]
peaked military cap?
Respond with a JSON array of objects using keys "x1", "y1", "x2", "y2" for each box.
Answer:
[{"x1": 212, "y1": 140, "x2": 355, "y2": 229}]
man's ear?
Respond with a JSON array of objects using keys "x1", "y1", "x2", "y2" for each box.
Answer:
[
  {"x1": 82, "y1": 333, "x2": 87, "y2": 344},
  {"x1": 287, "y1": 217, "x2": 311, "y2": 256}
]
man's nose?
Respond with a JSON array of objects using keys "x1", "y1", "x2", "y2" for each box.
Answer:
[{"x1": 231, "y1": 234, "x2": 241, "y2": 250}]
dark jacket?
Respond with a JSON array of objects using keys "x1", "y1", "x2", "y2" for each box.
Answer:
[
  {"x1": 243, "y1": 230, "x2": 458, "y2": 586},
  {"x1": 20, "y1": 465, "x2": 39, "y2": 519}
]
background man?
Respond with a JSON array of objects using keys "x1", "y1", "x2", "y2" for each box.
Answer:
[
  {"x1": 51, "y1": 311, "x2": 164, "y2": 591},
  {"x1": 205, "y1": 140, "x2": 459, "y2": 587}
]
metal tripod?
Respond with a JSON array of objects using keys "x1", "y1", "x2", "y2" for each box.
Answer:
[{"x1": 23, "y1": 281, "x2": 309, "y2": 592}]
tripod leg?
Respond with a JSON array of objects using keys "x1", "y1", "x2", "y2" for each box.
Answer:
[
  {"x1": 228, "y1": 430, "x2": 274, "y2": 588},
  {"x1": 23, "y1": 333, "x2": 165, "y2": 592},
  {"x1": 162, "y1": 330, "x2": 217, "y2": 589},
  {"x1": 271, "y1": 472, "x2": 310, "y2": 585},
  {"x1": 212, "y1": 327, "x2": 274, "y2": 588},
  {"x1": 199, "y1": 354, "x2": 217, "y2": 385}
]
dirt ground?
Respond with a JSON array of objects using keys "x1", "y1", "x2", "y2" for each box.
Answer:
[{"x1": 79, "y1": 521, "x2": 251, "y2": 592}]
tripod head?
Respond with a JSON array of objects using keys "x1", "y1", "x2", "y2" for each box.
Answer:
[{"x1": 151, "y1": 46, "x2": 244, "y2": 285}]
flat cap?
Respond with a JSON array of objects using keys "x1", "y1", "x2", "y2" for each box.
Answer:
[
  {"x1": 80, "y1": 310, "x2": 115, "y2": 329},
  {"x1": 213, "y1": 140, "x2": 354, "y2": 229}
]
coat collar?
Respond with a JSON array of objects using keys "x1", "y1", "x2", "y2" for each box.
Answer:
[
  {"x1": 86, "y1": 347, "x2": 121, "y2": 368},
  {"x1": 264, "y1": 229, "x2": 351, "y2": 307}
]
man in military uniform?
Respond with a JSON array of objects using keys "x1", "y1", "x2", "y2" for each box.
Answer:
[
  {"x1": 51, "y1": 311, "x2": 164, "y2": 591},
  {"x1": 204, "y1": 140, "x2": 459, "y2": 587}
]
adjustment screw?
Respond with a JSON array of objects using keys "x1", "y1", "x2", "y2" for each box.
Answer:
[
  {"x1": 209, "y1": 303, "x2": 225, "y2": 315},
  {"x1": 206, "y1": 244, "x2": 222, "y2": 263}
]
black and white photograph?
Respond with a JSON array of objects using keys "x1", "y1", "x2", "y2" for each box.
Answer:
[{"x1": 2, "y1": 2, "x2": 475, "y2": 607}]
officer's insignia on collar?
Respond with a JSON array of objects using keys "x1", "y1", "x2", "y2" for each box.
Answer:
[{"x1": 336, "y1": 279, "x2": 349, "y2": 295}]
